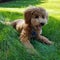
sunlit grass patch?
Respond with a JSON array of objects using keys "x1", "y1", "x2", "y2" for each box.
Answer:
[
  {"x1": 0, "y1": 11, "x2": 23, "y2": 21},
  {"x1": 0, "y1": 8, "x2": 25, "y2": 13}
]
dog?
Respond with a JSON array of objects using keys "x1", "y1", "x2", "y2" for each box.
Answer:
[{"x1": 0, "y1": 6, "x2": 53, "y2": 54}]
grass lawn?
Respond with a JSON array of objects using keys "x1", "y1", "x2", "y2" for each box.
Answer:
[{"x1": 0, "y1": 0, "x2": 60, "y2": 60}]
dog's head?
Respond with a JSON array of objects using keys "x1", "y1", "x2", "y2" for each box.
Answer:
[{"x1": 24, "y1": 6, "x2": 48, "y2": 29}]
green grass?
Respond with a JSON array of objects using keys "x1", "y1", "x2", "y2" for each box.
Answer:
[{"x1": 0, "y1": 0, "x2": 60, "y2": 60}]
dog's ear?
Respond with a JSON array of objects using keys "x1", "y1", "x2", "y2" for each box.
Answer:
[{"x1": 24, "y1": 9, "x2": 32, "y2": 24}]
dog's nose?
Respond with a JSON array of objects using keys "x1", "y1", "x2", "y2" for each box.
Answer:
[{"x1": 40, "y1": 23, "x2": 45, "y2": 26}]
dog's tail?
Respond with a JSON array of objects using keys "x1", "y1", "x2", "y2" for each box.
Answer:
[
  {"x1": 0, "y1": 20, "x2": 17, "y2": 28},
  {"x1": 0, "y1": 20, "x2": 11, "y2": 25}
]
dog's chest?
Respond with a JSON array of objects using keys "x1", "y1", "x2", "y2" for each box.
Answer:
[
  {"x1": 31, "y1": 29, "x2": 37, "y2": 37},
  {"x1": 31, "y1": 28, "x2": 42, "y2": 37}
]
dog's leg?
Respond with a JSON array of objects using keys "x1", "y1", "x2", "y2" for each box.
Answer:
[
  {"x1": 36, "y1": 30, "x2": 53, "y2": 45},
  {"x1": 37, "y1": 35, "x2": 53, "y2": 45},
  {"x1": 20, "y1": 29, "x2": 38, "y2": 54}
]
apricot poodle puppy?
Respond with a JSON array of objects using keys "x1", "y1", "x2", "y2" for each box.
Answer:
[{"x1": 1, "y1": 6, "x2": 53, "y2": 53}]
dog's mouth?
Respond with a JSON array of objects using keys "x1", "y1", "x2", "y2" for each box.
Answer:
[
  {"x1": 35, "y1": 24, "x2": 41, "y2": 30},
  {"x1": 35, "y1": 23, "x2": 44, "y2": 29}
]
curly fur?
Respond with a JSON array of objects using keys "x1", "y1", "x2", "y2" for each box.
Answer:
[{"x1": 2, "y1": 6, "x2": 53, "y2": 54}]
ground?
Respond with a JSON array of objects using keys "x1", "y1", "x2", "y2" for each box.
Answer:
[{"x1": 0, "y1": 0, "x2": 60, "y2": 60}]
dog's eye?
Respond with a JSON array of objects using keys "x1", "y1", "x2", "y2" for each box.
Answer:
[
  {"x1": 42, "y1": 15, "x2": 45, "y2": 19},
  {"x1": 35, "y1": 16, "x2": 39, "y2": 18}
]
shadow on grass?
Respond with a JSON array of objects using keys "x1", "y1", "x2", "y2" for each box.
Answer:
[{"x1": 0, "y1": 0, "x2": 46, "y2": 8}]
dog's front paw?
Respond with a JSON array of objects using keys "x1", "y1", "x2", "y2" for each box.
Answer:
[{"x1": 46, "y1": 41, "x2": 54, "y2": 45}]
